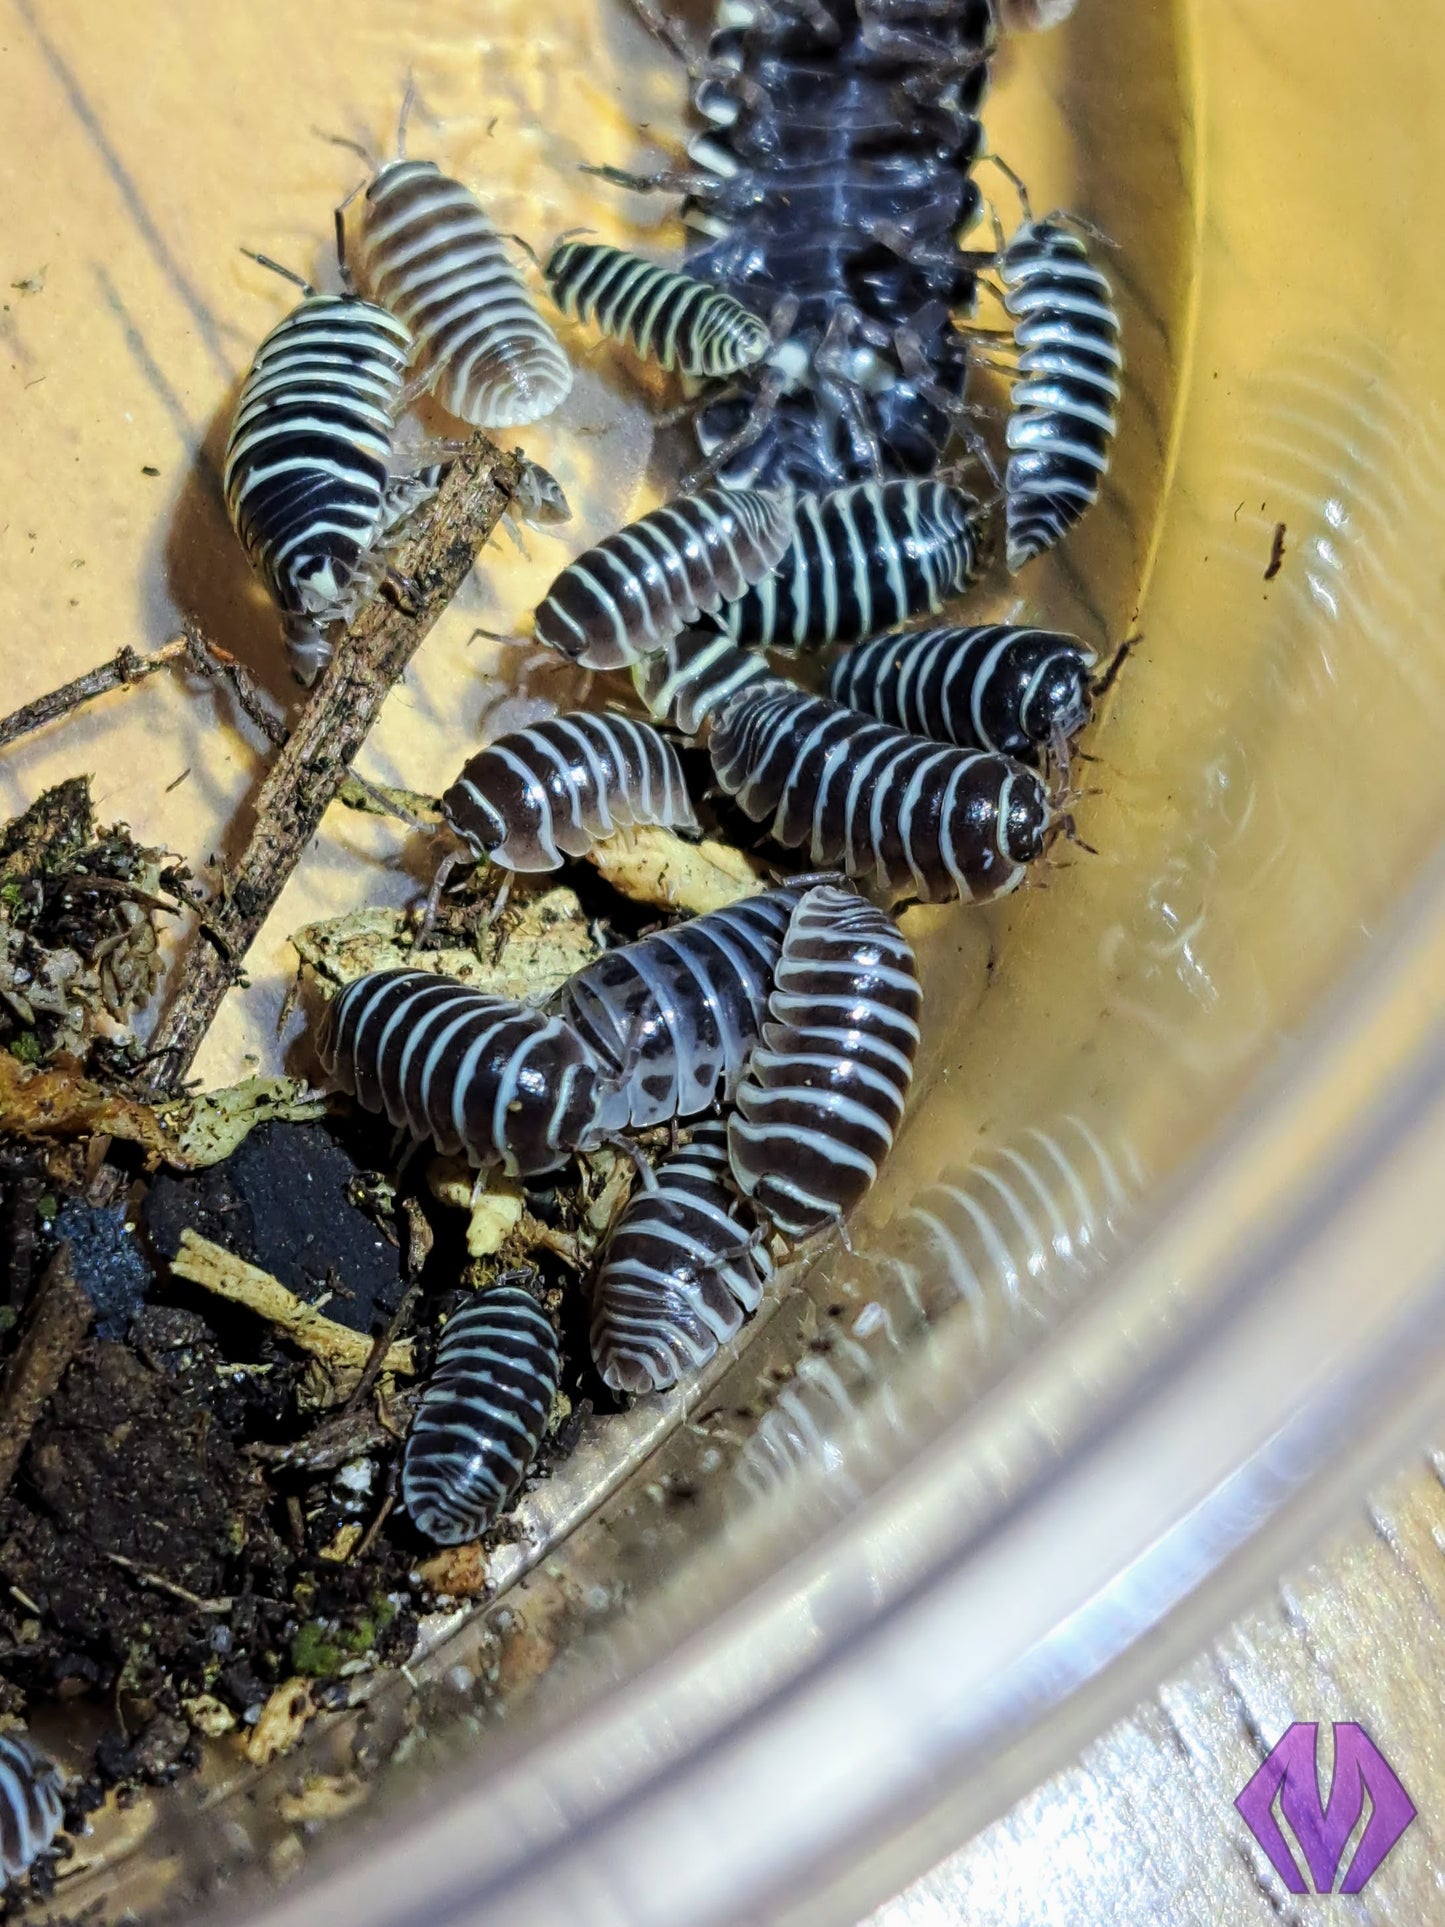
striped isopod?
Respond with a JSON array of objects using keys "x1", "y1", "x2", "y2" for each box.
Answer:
[
  {"x1": 223, "y1": 259, "x2": 432, "y2": 684},
  {"x1": 715, "y1": 481, "x2": 983, "y2": 654},
  {"x1": 440, "y1": 712, "x2": 699, "y2": 871},
  {"x1": 402, "y1": 1286, "x2": 559, "y2": 1544},
  {"x1": 997, "y1": 217, "x2": 1122, "y2": 572},
  {"x1": 632, "y1": 627, "x2": 772, "y2": 736},
  {"x1": 708, "y1": 679, "x2": 1052, "y2": 903},
  {"x1": 0, "y1": 1735, "x2": 62, "y2": 1888},
  {"x1": 316, "y1": 968, "x2": 609, "y2": 1175},
  {"x1": 358, "y1": 159, "x2": 572, "y2": 428},
  {"x1": 591, "y1": 1120, "x2": 773, "y2": 1396},
  {"x1": 828, "y1": 623, "x2": 1097, "y2": 763},
  {"x1": 545, "y1": 239, "x2": 771, "y2": 379},
  {"x1": 728, "y1": 885, "x2": 921, "y2": 1241},
  {"x1": 549, "y1": 884, "x2": 807, "y2": 1130},
  {"x1": 533, "y1": 486, "x2": 795, "y2": 670}
]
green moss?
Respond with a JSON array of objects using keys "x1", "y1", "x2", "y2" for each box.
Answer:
[{"x1": 7, "y1": 1033, "x2": 42, "y2": 1065}]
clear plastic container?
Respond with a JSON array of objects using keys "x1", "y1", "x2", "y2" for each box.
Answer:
[{"x1": 5, "y1": 0, "x2": 1445, "y2": 1918}]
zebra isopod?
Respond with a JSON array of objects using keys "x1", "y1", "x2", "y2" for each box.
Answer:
[
  {"x1": 997, "y1": 216, "x2": 1122, "y2": 572},
  {"x1": 317, "y1": 968, "x2": 609, "y2": 1175},
  {"x1": 728, "y1": 885, "x2": 921, "y2": 1242},
  {"x1": 827, "y1": 623, "x2": 1097, "y2": 762},
  {"x1": 402, "y1": 1286, "x2": 560, "y2": 1545},
  {"x1": 548, "y1": 885, "x2": 807, "y2": 1130},
  {"x1": 533, "y1": 486, "x2": 795, "y2": 670},
  {"x1": 0, "y1": 1734, "x2": 63, "y2": 1887},
  {"x1": 223, "y1": 270, "x2": 430, "y2": 684},
  {"x1": 358, "y1": 159, "x2": 573, "y2": 428},
  {"x1": 591, "y1": 1120, "x2": 773, "y2": 1396},
  {"x1": 545, "y1": 239, "x2": 771, "y2": 380},
  {"x1": 708, "y1": 680, "x2": 1053, "y2": 904},
  {"x1": 632, "y1": 627, "x2": 772, "y2": 736},
  {"x1": 440, "y1": 712, "x2": 699, "y2": 871},
  {"x1": 714, "y1": 481, "x2": 983, "y2": 655}
]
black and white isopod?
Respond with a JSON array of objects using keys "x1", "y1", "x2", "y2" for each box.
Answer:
[
  {"x1": 357, "y1": 131, "x2": 573, "y2": 428},
  {"x1": 632, "y1": 627, "x2": 772, "y2": 737},
  {"x1": 532, "y1": 487, "x2": 795, "y2": 669},
  {"x1": 440, "y1": 712, "x2": 699, "y2": 871},
  {"x1": 827, "y1": 623, "x2": 1096, "y2": 763},
  {"x1": 0, "y1": 1733, "x2": 63, "y2": 1888},
  {"x1": 549, "y1": 885, "x2": 807, "y2": 1130},
  {"x1": 996, "y1": 211, "x2": 1122, "y2": 572},
  {"x1": 714, "y1": 480, "x2": 983, "y2": 655},
  {"x1": 709, "y1": 680, "x2": 1053, "y2": 903},
  {"x1": 728, "y1": 885, "x2": 922, "y2": 1242},
  {"x1": 545, "y1": 239, "x2": 771, "y2": 380},
  {"x1": 402, "y1": 1286, "x2": 560, "y2": 1545},
  {"x1": 591, "y1": 1120, "x2": 772, "y2": 1396},
  {"x1": 223, "y1": 250, "x2": 437, "y2": 684},
  {"x1": 316, "y1": 968, "x2": 610, "y2": 1175}
]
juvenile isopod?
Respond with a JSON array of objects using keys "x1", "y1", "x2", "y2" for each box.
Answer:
[
  {"x1": 728, "y1": 884, "x2": 922, "y2": 1240},
  {"x1": 545, "y1": 238, "x2": 771, "y2": 379},
  {"x1": 355, "y1": 98, "x2": 572, "y2": 428},
  {"x1": 591, "y1": 1120, "x2": 772, "y2": 1395},
  {"x1": 402, "y1": 1285, "x2": 560, "y2": 1544}
]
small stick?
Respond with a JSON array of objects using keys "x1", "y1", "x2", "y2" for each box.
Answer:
[
  {"x1": 134, "y1": 435, "x2": 517, "y2": 1101},
  {"x1": 0, "y1": 637, "x2": 190, "y2": 752},
  {"x1": 104, "y1": 1552, "x2": 232, "y2": 1614},
  {"x1": 348, "y1": 1490, "x2": 396, "y2": 1564},
  {"x1": 343, "y1": 1196, "x2": 430, "y2": 1416},
  {"x1": 0, "y1": 1244, "x2": 94, "y2": 1506}
]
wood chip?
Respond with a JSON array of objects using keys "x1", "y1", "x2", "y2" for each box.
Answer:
[
  {"x1": 317, "y1": 1522, "x2": 364, "y2": 1564},
  {"x1": 158, "y1": 1074, "x2": 327, "y2": 1168},
  {"x1": 277, "y1": 1772, "x2": 371, "y2": 1825},
  {"x1": 0, "y1": 1051, "x2": 178, "y2": 1161}
]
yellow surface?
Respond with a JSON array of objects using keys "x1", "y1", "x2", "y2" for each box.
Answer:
[{"x1": 7, "y1": 0, "x2": 1445, "y2": 1919}]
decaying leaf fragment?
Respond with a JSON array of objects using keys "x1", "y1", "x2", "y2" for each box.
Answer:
[
  {"x1": 586, "y1": 825, "x2": 764, "y2": 915},
  {"x1": 291, "y1": 885, "x2": 600, "y2": 1000},
  {"x1": 0, "y1": 1050, "x2": 179, "y2": 1159},
  {"x1": 158, "y1": 1074, "x2": 329, "y2": 1168}
]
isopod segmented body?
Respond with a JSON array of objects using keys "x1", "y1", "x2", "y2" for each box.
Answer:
[
  {"x1": 591, "y1": 1120, "x2": 773, "y2": 1396},
  {"x1": 679, "y1": 0, "x2": 997, "y2": 489},
  {"x1": 317, "y1": 968, "x2": 609, "y2": 1175},
  {"x1": 534, "y1": 486, "x2": 795, "y2": 669},
  {"x1": 358, "y1": 159, "x2": 573, "y2": 428},
  {"x1": 729, "y1": 885, "x2": 921, "y2": 1241},
  {"x1": 828, "y1": 624, "x2": 1096, "y2": 762},
  {"x1": 402, "y1": 1286, "x2": 560, "y2": 1545},
  {"x1": 632, "y1": 627, "x2": 772, "y2": 736},
  {"x1": 709, "y1": 681, "x2": 1052, "y2": 903},
  {"x1": 440, "y1": 713, "x2": 699, "y2": 871},
  {"x1": 549, "y1": 885, "x2": 807, "y2": 1130},
  {"x1": 998, "y1": 217, "x2": 1122, "y2": 572},
  {"x1": 0, "y1": 1734, "x2": 63, "y2": 1888},
  {"x1": 715, "y1": 482, "x2": 982, "y2": 655},
  {"x1": 223, "y1": 284, "x2": 429, "y2": 683},
  {"x1": 545, "y1": 239, "x2": 771, "y2": 380}
]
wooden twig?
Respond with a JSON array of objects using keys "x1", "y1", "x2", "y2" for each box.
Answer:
[
  {"x1": 134, "y1": 435, "x2": 517, "y2": 1100},
  {"x1": 0, "y1": 638, "x2": 190, "y2": 752},
  {"x1": 104, "y1": 1552, "x2": 233, "y2": 1614},
  {"x1": 0, "y1": 1244, "x2": 94, "y2": 1506}
]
